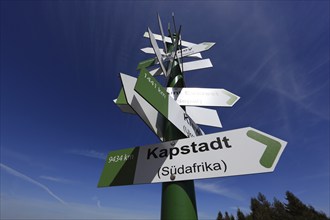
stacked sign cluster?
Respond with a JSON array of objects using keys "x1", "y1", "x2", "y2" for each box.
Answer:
[{"x1": 98, "y1": 15, "x2": 287, "y2": 188}]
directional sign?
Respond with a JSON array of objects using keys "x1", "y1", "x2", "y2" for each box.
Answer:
[
  {"x1": 143, "y1": 31, "x2": 196, "y2": 47},
  {"x1": 98, "y1": 127, "x2": 287, "y2": 187},
  {"x1": 148, "y1": 59, "x2": 213, "y2": 76},
  {"x1": 134, "y1": 69, "x2": 204, "y2": 138},
  {"x1": 148, "y1": 28, "x2": 167, "y2": 77},
  {"x1": 119, "y1": 73, "x2": 166, "y2": 141},
  {"x1": 114, "y1": 87, "x2": 221, "y2": 128},
  {"x1": 174, "y1": 42, "x2": 215, "y2": 59},
  {"x1": 141, "y1": 47, "x2": 202, "y2": 59},
  {"x1": 166, "y1": 87, "x2": 240, "y2": 107}
]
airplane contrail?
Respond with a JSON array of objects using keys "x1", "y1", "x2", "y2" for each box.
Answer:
[{"x1": 0, "y1": 163, "x2": 67, "y2": 205}]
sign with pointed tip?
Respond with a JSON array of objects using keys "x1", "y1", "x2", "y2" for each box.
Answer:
[
  {"x1": 140, "y1": 47, "x2": 202, "y2": 59},
  {"x1": 98, "y1": 127, "x2": 287, "y2": 187},
  {"x1": 148, "y1": 28, "x2": 167, "y2": 77},
  {"x1": 143, "y1": 32, "x2": 201, "y2": 52},
  {"x1": 166, "y1": 26, "x2": 181, "y2": 77},
  {"x1": 149, "y1": 59, "x2": 213, "y2": 76},
  {"x1": 157, "y1": 14, "x2": 168, "y2": 54},
  {"x1": 166, "y1": 87, "x2": 240, "y2": 107},
  {"x1": 172, "y1": 42, "x2": 215, "y2": 59}
]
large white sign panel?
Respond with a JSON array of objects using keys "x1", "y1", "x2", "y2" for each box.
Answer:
[
  {"x1": 167, "y1": 87, "x2": 240, "y2": 107},
  {"x1": 98, "y1": 127, "x2": 287, "y2": 187}
]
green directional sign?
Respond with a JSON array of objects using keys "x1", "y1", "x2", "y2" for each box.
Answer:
[
  {"x1": 98, "y1": 127, "x2": 287, "y2": 187},
  {"x1": 135, "y1": 68, "x2": 169, "y2": 117}
]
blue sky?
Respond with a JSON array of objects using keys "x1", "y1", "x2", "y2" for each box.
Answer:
[{"x1": 1, "y1": 1, "x2": 329, "y2": 219}]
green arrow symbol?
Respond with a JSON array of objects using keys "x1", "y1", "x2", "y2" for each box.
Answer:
[{"x1": 246, "y1": 130, "x2": 282, "y2": 168}]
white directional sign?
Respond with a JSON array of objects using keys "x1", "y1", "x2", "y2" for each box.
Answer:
[
  {"x1": 148, "y1": 28, "x2": 167, "y2": 77},
  {"x1": 166, "y1": 87, "x2": 240, "y2": 107},
  {"x1": 141, "y1": 47, "x2": 202, "y2": 59},
  {"x1": 143, "y1": 31, "x2": 202, "y2": 58},
  {"x1": 149, "y1": 59, "x2": 213, "y2": 76},
  {"x1": 174, "y1": 42, "x2": 215, "y2": 59},
  {"x1": 98, "y1": 127, "x2": 287, "y2": 187}
]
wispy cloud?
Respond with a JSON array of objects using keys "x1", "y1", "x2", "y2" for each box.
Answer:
[
  {"x1": 92, "y1": 196, "x2": 101, "y2": 208},
  {"x1": 195, "y1": 181, "x2": 245, "y2": 201},
  {"x1": 39, "y1": 175, "x2": 74, "y2": 184},
  {"x1": 69, "y1": 149, "x2": 107, "y2": 160},
  {"x1": 0, "y1": 163, "x2": 67, "y2": 205},
  {"x1": 1, "y1": 196, "x2": 158, "y2": 219}
]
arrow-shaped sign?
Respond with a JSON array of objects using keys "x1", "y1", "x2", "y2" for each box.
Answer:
[
  {"x1": 173, "y1": 42, "x2": 215, "y2": 59},
  {"x1": 144, "y1": 31, "x2": 196, "y2": 47},
  {"x1": 98, "y1": 127, "x2": 287, "y2": 187},
  {"x1": 114, "y1": 96, "x2": 222, "y2": 128},
  {"x1": 141, "y1": 47, "x2": 202, "y2": 59},
  {"x1": 167, "y1": 87, "x2": 240, "y2": 107},
  {"x1": 148, "y1": 28, "x2": 167, "y2": 77},
  {"x1": 149, "y1": 59, "x2": 213, "y2": 76}
]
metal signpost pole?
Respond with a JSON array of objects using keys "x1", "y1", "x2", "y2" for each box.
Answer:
[{"x1": 161, "y1": 59, "x2": 198, "y2": 220}]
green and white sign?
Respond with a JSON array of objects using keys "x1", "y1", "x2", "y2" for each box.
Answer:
[
  {"x1": 98, "y1": 127, "x2": 287, "y2": 187},
  {"x1": 166, "y1": 87, "x2": 240, "y2": 107},
  {"x1": 134, "y1": 69, "x2": 204, "y2": 138},
  {"x1": 119, "y1": 73, "x2": 166, "y2": 141}
]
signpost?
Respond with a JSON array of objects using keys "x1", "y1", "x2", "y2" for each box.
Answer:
[
  {"x1": 98, "y1": 13, "x2": 287, "y2": 220},
  {"x1": 98, "y1": 127, "x2": 287, "y2": 187}
]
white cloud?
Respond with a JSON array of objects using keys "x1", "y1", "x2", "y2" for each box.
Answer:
[
  {"x1": 0, "y1": 163, "x2": 67, "y2": 205},
  {"x1": 195, "y1": 181, "x2": 244, "y2": 201},
  {"x1": 69, "y1": 149, "x2": 107, "y2": 160},
  {"x1": 39, "y1": 175, "x2": 75, "y2": 184}
]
